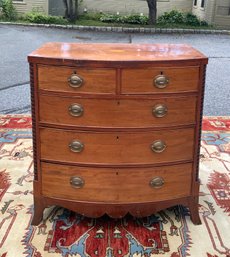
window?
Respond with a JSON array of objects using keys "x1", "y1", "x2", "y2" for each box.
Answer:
[
  {"x1": 201, "y1": 0, "x2": 205, "y2": 8},
  {"x1": 194, "y1": 0, "x2": 197, "y2": 6},
  {"x1": 13, "y1": 0, "x2": 25, "y2": 4}
]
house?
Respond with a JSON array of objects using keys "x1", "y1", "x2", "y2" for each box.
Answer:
[
  {"x1": 12, "y1": 0, "x2": 193, "y2": 17},
  {"x1": 192, "y1": 0, "x2": 230, "y2": 28},
  {"x1": 12, "y1": 0, "x2": 230, "y2": 28},
  {"x1": 12, "y1": 0, "x2": 48, "y2": 15}
]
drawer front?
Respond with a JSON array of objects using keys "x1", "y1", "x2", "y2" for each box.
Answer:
[
  {"x1": 40, "y1": 128, "x2": 194, "y2": 165},
  {"x1": 42, "y1": 162, "x2": 192, "y2": 203},
  {"x1": 39, "y1": 95, "x2": 197, "y2": 128},
  {"x1": 122, "y1": 67, "x2": 199, "y2": 94},
  {"x1": 38, "y1": 65, "x2": 116, "y2": 94}
]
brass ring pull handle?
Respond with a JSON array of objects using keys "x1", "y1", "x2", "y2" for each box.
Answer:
[
  {"x1": 70, "y1": 176, "x2": 84, "y2": 189},
  {"x1": 152, "y1": 104, "x2": 168, "y2": 118},
  {"x1": 68, "y1": 104, "x2": 84, "y2": 117},
  {"x1": 150, "y1": 177, "x2": 164, "y2": 188},
  {"x1": 151, "y1": 140, "x2": 166, "y2": 153},
  {"x1": 68, "y1": 73, "x2": 84, "y2": 88},
  {"x1": 69, "y1": 140, "x2": 84, "y2": 153},
  {"x1": 154, "y1": 75, "x2": 169, "y2": 89}
]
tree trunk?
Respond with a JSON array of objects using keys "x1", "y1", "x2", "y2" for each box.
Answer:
[
  {"x1": 146, "y1": 0, "x2": 157, "y2": 25},
  {"x1": 63, "y1": 0, "x2": 79, "y2": 21},
  {"x1": 75, "y1": 0, "x2": 79, "y2": 20},
  {"x1": 63, "y1": 0, "x2": 69, "y2": 18},
  {"x1": 68, "y1": 0, "x2": 75, "y2": 21}
]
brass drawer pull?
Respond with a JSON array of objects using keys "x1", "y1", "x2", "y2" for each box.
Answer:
[
  {"x1": 154, "y1": 75, "x2": 169, "y2": 89},
  {"x1": 69, "y1": 140, "x2": 84, "y2": 153},
  {"x1": 151, "y1": 140, "x2": 166, "y2": 153},
  {"x1": 150, "y1": 177, "x2": 164, "y2": 188},
  {"x1": 152, "y1": 104, "x2": 168, "y2": 118},
  {"x1": 68, "y1": 73, "x2": 84, "y2": 88},
  {"x1": 70, "y1": 176, "x2": 84, "y2": 189},
  {"x1": 68, "y1": 104, "x2": 84, "y2": 117}
]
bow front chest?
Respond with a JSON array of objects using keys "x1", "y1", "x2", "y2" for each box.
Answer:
[{"x1": 28, "y1": 43, "x2": 208, "y2": 225}]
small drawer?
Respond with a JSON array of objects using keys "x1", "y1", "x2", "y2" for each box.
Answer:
[
  {"x1": 40, "y1": 127, "x2": 194, "y2": 165},
  {"x1": 42, "y1": 162, "x2": 192, "y2": 203},
  {"x1": 122, "y1": 67, "x2": 199, "y2": 94},
  {"x1": 38, "y1": 65, "x2": 116, "y2": 94},
  {"x1": 39, "y1": 94, "x2": 197, "y2": 128}
]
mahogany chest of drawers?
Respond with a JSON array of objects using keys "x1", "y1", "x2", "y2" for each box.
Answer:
[{"x1": 28, "y1": 43, "x2": 208, "y2": 225}]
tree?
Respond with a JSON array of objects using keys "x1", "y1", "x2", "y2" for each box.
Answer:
[
  {"x1": 63, "y1": 0, "x2": 80, "y2": 22},
  {"x1": 0, "y1": 0, "x2": 17, "y2": 21},
  {"x1": 146, "y1": 0, "x2": 157, "y2": 25}
]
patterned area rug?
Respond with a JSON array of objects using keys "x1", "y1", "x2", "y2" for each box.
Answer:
[{"x1": 0, "y1": 115, "x2": 229, "y2": 257}]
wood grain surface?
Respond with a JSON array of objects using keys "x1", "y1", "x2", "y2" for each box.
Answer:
[
  {"x1": 40, "y1": 127, "x2": 194, "y2": 165},
  {"x1": 28, "y1": 43, "x2": 208, "y2": 64},
  {"x1": 39, "y1": 94, "x2": 197, "y2": 128},
  {"x1": 42, "y1": 162, "x2": 192, "y2": 203},
  {"x1": 38, "y1": 65, "x2": 116, "y2": 94},
  {"x1": 122, "y1": 67, "x2": 199, "y2": 94}
]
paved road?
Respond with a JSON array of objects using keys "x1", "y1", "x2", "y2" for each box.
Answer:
[{"x1": 0, "y1": 25, "x2": 229, "y2": 115}]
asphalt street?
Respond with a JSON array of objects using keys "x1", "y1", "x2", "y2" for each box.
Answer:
[{"x1": 0, "y1": 25, "x2": 229, "y2": 115}]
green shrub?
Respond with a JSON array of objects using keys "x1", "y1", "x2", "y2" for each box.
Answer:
[
  {"x1": 157, "y1": 10, "x2": 184, "y2": 24},
  {"x1": 200, "y1": 20, "x2": 208, "y2": 26},
  {"x1": 25, "y1": 12, "x2": 67, "y2": 24},
  {"x1": 0, "y1": 0, "x2": 17, "y2": 21},
  {"x1": 124, "y1": 14, "x2": 148, "y2": 25},
  {"x1": 100, "y1": 14, "x2": 123, "y2": 23},
  {"x1": 184, "y1": 12, "x2": 200, "y2": 26},
  {"x1": 100, "y1": 13, "x2": 148, "y2": 25},
  {"x1": 157, "y1": 10, "x2": 208, "y2": 27},
  {"x1": 80, "y1": 12, "x2": 103, "y2": 21}
]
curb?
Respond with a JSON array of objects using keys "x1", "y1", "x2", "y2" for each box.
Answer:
[{"x1": 1, "y1": 21, "x2": 230, "y2": 35}]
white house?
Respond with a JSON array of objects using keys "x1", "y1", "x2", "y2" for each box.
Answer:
[{"x1": 12, "y1": 0, "x2": 230, "y2": 28}]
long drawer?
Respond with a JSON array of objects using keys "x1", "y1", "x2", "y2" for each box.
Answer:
[
  {"x1": 40, "y1": 127, "x2": 194, "y2": 165},
  {"x1": 38, "y1": 65, "x2": 116, "y2": 94},
  {"x1": 122, "y1": 67, "x2": 199, "y2": 94},
  {"x1": 42, "y1": 162, "x2": 192, "y2": 203},
  {"x1": 39, "y1": 94, "x2": 197, "y2": 128}
]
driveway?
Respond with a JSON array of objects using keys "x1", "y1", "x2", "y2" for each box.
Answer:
[{"x1": 0, "y1": 25, "x2": 229, "y2": 115}]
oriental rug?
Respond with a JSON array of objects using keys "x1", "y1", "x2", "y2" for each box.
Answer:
[{"x1": 0, "y1": 115, "x2": 229, "y2": 257}]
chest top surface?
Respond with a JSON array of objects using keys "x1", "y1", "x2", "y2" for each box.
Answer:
[{"x1": 28, "y1": 43, "x2": 208, "y2": 64}]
